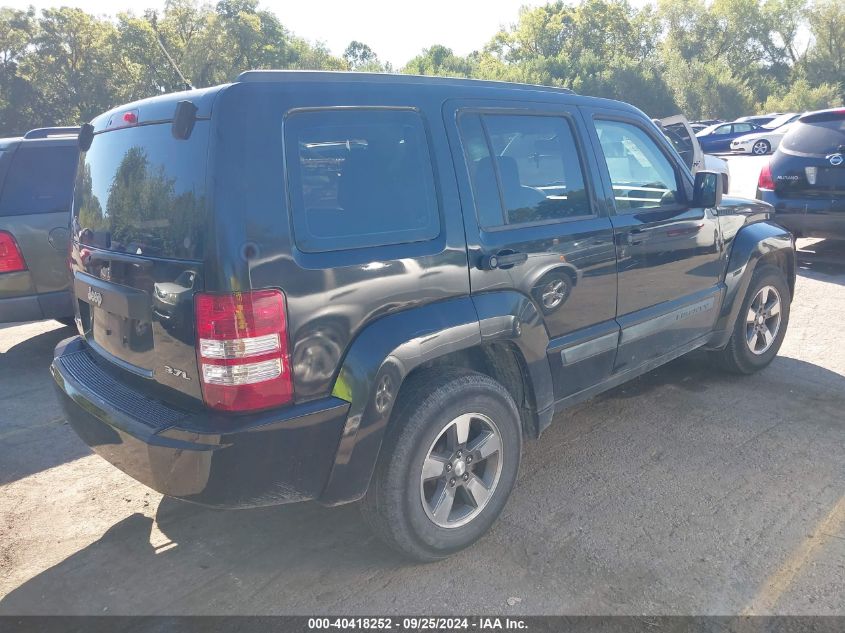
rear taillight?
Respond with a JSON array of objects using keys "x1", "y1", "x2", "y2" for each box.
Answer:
[
  {"x1": 195, "y1": 290, "x2": 292, "y2": 412},
  {"x1": 0, "y1": 231, "x2": 27, "y2": 273},
  {"x1": 758, "y1": 162, "x2": 775, "y2": 191}
]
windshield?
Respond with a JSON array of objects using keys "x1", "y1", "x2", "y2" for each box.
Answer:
[
  {"x1": 763, "y1": 113, "x2": 797, "y2": 130},
  {"x1": 73, "y1": 121, "x2": 209, "y2": 260},
  {"x1": 780, "y1": 114, "x2": 845, "y2": 156}
]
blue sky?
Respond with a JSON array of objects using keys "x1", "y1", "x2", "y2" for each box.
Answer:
[{"x1": 7, "y1": 0, "x2": 655, "y2": 67}]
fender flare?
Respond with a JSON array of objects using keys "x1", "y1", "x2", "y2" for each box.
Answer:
[
  {"x1": 319, "y1": 292, "x2": 556, "y2": 505},
  {"x1": 707, "y1": 220, "x2": 795, "y2": 349}
]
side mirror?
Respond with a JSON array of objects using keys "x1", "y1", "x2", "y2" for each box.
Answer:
[{"x1": 693, "y1": 171, "x2": 723, "y2": 208}]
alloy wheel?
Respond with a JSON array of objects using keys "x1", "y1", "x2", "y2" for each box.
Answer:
[
  {"x1": 745, "y1": 285, "x2": 782, "y2": 355},
  {"x1": 541, "y1": 278, "x2": 569, "y2": 310},
  {"x1": 419, "y1": 413, "x2": 503, "y2": 529},
  {"x1": 752, "y1": 140, "x2": 769, "y2": 155}
]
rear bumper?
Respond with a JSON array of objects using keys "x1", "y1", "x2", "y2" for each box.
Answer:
[
  {"x1": 757, "y1": 190, "x2": 845, "y2": 240},
  {"x1": 0, "y1": 289, "x2": 73, "y2": 323},
  {"x1": 52, "y1": 336, "x2": 351, "y2": 508}
]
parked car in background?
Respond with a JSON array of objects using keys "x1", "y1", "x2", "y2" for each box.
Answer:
[
  {"x1": 52, "y1": 71, "x2": 795, "y2": 562},
  {"x1": 657, "y1": 115, "x2": 729, "y2": 192},
  {"x1": 696, "y1": 121, "x2": 762, "y2": 153},
  {"x1": 730, "y1": 122, "x2": 795, "y2": 155},
  {"x1": 693, "y1": 119, "x2": 724, "y2": 128},
  {"x1": 735, "y1": 114, "x2": 779, "y2": 126},
  {"x1": 0, "y1": 127, "x2": 79, "y2": 324},
  {"x1": 760, "y1": 112, "x2": 801, "y2": 130},
  {"x1": 757, "y1": 108, "x2": 845, "y2": 240}
]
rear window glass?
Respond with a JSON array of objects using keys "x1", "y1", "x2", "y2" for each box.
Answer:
[
  {"x1": 284, "y1": 109, "x2": 440, "y2": 253},
  {"x1": 73, "y1": 122, "x2": 208, "y2": 260},
  {"x1": 0, "y1": 144, "x2": 78, "y2": 216},
  {"x1": 781, "y1": 115, "x2": 845, "y2": 156}
]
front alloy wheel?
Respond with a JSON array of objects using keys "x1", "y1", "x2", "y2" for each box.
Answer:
[
  {"x1": 710, "y1": 264, "x2": 790, "y2": 375},
  {"x1": 745, "y1": 285, "x2": 782, "y2": 355}
]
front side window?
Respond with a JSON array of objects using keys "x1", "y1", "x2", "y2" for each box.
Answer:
[
  {"x1": 714, "y1": 124, "x2": 732, "y2": 135},
  {"x1": 0, "y1": 144, "x2": 78, "y2": 216},
  {"x1": 733, "y1": 123, "x2": 754, "y2": 133},
  {"x1": 285, "y1": 109, "x2": 440, "y2": 253},
  {"x1": 459, "y1": 113, "x2": 592, "y2": 228},
  {"x1": 594, "y1": 119, "x2": 681, "y2": 212}
]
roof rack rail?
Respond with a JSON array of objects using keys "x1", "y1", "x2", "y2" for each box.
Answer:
[
  {"x1": 23, "y1": 126, "x2": 81, "y2": 140},
  {"x1": 235, "y1": 70, "x2": 574, "y2": 94}
]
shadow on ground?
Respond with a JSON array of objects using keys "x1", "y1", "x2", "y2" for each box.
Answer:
[
  {"x1": 0, "y1": 324, "x2": 90, "y2": 484},
  {"x1": 796, "y1": 239, "x2": 845, "y2": 281},
  {"x1": 4, "y1": 353, "x2": 845, "y2": 615}
]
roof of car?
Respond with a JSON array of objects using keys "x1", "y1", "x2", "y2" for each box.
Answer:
[{"x1": 89, "y1": 70, "x2": 647, "y2": 133}]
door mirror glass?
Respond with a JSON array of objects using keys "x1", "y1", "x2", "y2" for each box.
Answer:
[{"x1": 693, "y1": 171, "x2": 722, "y2": 208}]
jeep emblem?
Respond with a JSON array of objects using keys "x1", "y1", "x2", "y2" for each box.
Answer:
[{"x1": 87, "y1": 287, "x2": 102, "y2": 307}]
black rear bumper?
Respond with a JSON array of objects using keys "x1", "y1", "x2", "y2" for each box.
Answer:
[
  {"x1": 757, "y1": 190, "x2": 845, "y2": 240},
  {"x1": 51, "y1": 336, "x2": 350, "y2": 508}
]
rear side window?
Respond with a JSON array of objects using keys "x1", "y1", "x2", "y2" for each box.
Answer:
[
  {"x1": 781, "y1": 112, "x2": 845, "y2": 156},
  {"x1": 284, "y1": 109, "x2": 440, "y2": 253},
  {"x1": 459, "y1": 113, "x2": 592, "y2": 228},
  {"x1": 0, "y1": 145, "x2": 78, "y2": 216}
]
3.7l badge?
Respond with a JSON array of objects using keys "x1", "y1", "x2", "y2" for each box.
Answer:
[{"x1": 163, "y1": 365, "x2": 191, "y2": 381}]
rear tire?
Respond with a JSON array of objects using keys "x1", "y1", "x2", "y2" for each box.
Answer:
[
  {"x1": 361, "y1": 368, "x2": 522, "y2": 562},
  {"x1": 711, "y1": 264, "x2": 790, "y2": 374}
]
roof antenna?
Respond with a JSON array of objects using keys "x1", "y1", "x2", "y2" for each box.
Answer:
[{"x1": 155, "y1": 35, "x2": 193, "y2": 91}]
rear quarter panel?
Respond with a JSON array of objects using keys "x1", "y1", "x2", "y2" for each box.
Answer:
[
  {"x1": 0, "y1": 211, "x2": 70, "y2": 298},
  {"x1": 209, "y1": 82, "x2": 471, "y2": 403}
]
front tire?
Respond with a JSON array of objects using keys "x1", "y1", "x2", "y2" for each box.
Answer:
[
  {"x1": 711, "y1": 264, "x2": 790, "y2": 374},
  {"x1": 361, "y1": 368, "x2": 522, "y2": 562}
]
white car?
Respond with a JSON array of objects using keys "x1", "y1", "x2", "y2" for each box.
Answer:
[{"x1": 730, "y1": 112, "x2": 801, "y2": 155}]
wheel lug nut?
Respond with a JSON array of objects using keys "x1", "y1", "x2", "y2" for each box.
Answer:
[
  {"x1": 466, "y1": 455, "x2": 472, "y2": 463},
  {"x1": 456, "y1": 450, "x2": 462, "y2": 458},
  {"x1": 445, "y1": 464, "x2": 452, "y2": 472},
  {"x1": 449, "y1": 478, "x2": 456, "y2": 487},
  {"x1": 462, "y1": 473, "x2": 469, "y2": 481}
]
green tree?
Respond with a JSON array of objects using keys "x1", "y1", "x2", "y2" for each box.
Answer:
[
  {"x1": 805, "y1": 0, "x2": 845, "y2": 100},
  {"x1": 403, "y1": 45, "x2": 475, "y2": 77},
  {"x1": 763, "y1": 77, "x2": 841, "y2": 111}
]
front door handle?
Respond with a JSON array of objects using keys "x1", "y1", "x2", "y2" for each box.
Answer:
[
  {"x1": 627, "y1": 229, "x2": 649, "y2": 246},
  {"x1": 479, "y1": 251, "x2": 528, "y2": 270}
]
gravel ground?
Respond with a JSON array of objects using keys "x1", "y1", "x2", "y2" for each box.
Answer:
[{"x1": 1, "y1": 156, "x2": 843, "y2": 615}]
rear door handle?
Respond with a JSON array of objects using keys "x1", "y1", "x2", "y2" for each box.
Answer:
[{"x1": 480, "y1": 251, "x2": 528, "y2": 270}]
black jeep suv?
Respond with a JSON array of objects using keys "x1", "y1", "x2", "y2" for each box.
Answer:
[{"x1": 52, "y1": 72, "x2": 795, "y2": 561}]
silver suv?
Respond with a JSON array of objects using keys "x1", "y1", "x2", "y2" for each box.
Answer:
[{"x1": 0, "y1": 127, "x2": 79, "y2": 324}]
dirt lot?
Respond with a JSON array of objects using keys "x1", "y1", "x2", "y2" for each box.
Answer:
[{"x1": 1, "y1": 156, "x2": 844, "y2": 615}]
